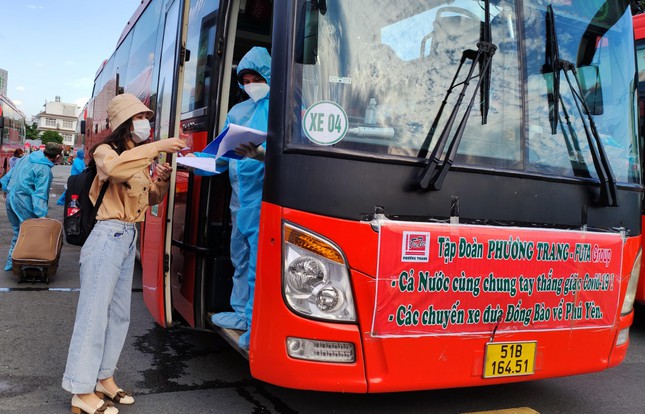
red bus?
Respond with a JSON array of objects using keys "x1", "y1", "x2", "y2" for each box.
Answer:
[
  {"x1": 633, "y1": 12, "x2": 645, "y2": 304},
  {"x1": 0, "y1": 94, "x2": 26, "y2": 177},
  {"x1": 85, "y1": 0, "x2": 642, "y2": 392}
]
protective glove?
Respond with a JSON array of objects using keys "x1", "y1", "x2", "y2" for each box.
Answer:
[{"x1": 235, "y1": 142, "x2": 265, "y2": 162}]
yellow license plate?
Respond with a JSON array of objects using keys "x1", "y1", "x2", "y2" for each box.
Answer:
[{"x1": 483, "y1": 341, "x2": 536, "y2": 378}]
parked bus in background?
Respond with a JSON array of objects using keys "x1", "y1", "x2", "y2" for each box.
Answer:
[
  {"x1": 0, "y1": 94, "x2": 26, "y2": 177},
  {"x1": 633, "y1": 12, "x2": 645, "y2": 304},
  {"x1": 85, "y1": 0, "x2": 642, "y2": 392},
  {"x1": 75, "y1": 103, "x2": 87, "y2": 154}
]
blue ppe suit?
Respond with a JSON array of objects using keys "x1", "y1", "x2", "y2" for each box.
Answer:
[
  {"x1": 1, "y1": 151, "x2": 55, "y2": 270},
  {"x1": 196, "y1": 47, "x2": 270, "y2": 349},
  {"x1": 57, "y1": 149, "x2": 85, "y2": 205}
]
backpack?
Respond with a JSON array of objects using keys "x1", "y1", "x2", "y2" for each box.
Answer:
[{"x1": 63, "y1": 165, "x2": 109, "y2": 246}]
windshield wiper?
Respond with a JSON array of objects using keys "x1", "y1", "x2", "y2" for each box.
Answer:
[
  {"x1": 417, "y1": 1, "x2": 496, "y2": 190},
  {"x1": 542, "y1": 6, "x2": 560, "y2": 135},
  {"x1": 543, "y1": 5, "x2": 617, "y2": 206},
  {"x1": 480, "y1": 0, "x2": 492, "y2": 124},
  {"x1": 561, "y1": 61, "x2": 618, "y2": 206},
  {"x1": 557, "y1": 92, "x2": 592, "y2": 179},
  {"x1": 417, "y1": 42, "x2": 496, "y2": 191},
  {"x1": 542, "y1": 6, "x2": 591, "y2": 179},
  {"x1": 416, "y1": 49, "x2": 475, "y2": 160}
]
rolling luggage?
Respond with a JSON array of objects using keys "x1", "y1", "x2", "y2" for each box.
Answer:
[{"x1": 11, "y1": 218, "x2": 63, "y2": 284}]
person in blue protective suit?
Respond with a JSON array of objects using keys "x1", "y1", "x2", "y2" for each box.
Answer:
[
  {"x1": 192, "y1": 46, "x2": 270, "y2": 350},
  {"x1": 57, "y1": 148, "x2": 86, "y2": 205},
  {"x1": 1, "y1": 142, "x2": 63, "y2": 271}
]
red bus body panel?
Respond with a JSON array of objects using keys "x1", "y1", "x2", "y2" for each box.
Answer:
[
  {"x1": 634, "y1": 13, "x2": 645, "y2": 41},
  {"x1": 250, "y1": 203, "x2": 639, "y2": 392},
  {"x1": 141, "y1": 199, "x2": 169, "y2": 327},
  {"x1": 636, "y1": 216, "x2": 645, "y2": 302}
]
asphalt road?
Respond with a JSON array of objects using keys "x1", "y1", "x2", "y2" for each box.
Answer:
[
  {"x1": 0, "y1": 164, "x2": 644, "y2": 414},
  {"x1": 0, "y1": 165, "x2": 258, "y2": 413}
]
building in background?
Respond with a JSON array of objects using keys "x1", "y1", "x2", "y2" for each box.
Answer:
[
  {"x1": 35, "y1": 96, "x2": 78, "y2": 146},
  {"x1": 0, "y1": 68, "x2": 7, "y2": 96}
]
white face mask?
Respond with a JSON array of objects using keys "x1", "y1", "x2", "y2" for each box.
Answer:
[
  {"x1": 244, "y1": 82, "x2": 270, "y2": 102},
  {"x1": 132, "y1": 119, "x2": 151, "y2": 143}
]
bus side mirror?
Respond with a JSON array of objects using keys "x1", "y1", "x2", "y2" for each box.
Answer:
[
  {"x1": 80, "y1": 120, "x2": 86, "y2": 134},
  {"x1": 0, "y1": 116, "x2": 4, "y2": 130},
  {"x1": 577, "y1": 65, "x2": 603, "y2": 116},
  {"x1": 295, "y1": 1, "x2": 321, "y2": 64}
]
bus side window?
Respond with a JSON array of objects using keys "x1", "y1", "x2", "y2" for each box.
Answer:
[
  {"x1": 122, "y1": 2, "x2": 162, "y2": 90},
  {"x1": 182, "y1": 2, "x2": 218, "y2": 113}
]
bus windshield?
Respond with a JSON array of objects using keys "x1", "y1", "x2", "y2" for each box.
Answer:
[{"x1": 288, "y1": 0, "x2": 639, "y2": 184}]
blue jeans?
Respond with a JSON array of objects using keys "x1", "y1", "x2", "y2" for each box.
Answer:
[{"x1": 62, "y1": 220, "x2": 137, "y2": 394}]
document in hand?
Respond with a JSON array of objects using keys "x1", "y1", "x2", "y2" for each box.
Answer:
[
  {"x1": 203, "y1": 123, "x2": 267, "y2": 160},
  {"x1": 175, "y1": 156, "x2": 220, "y2": 173}
]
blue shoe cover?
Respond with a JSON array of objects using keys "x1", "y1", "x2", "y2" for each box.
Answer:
[
  {"x1": 239, "y1": 330, "x2": 250, "y2": 350},
  {"x1": 4, "y1": 262, "x2": 12, "y2": 271},
  {"x1": 211, "y1": 312, "x2": 248, "y2": 330}
]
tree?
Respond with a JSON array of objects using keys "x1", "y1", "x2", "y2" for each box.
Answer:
[
  {"x1": 40, "y1": 130, "x2": 63, "y2": 145},
  {"x1": 25, "y1": 122, "x2": 39, "y2": 141}
]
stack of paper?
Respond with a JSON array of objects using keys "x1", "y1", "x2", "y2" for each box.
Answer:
[{"x1": 176, "y1": 124, "x2": 266, "y2": 173}]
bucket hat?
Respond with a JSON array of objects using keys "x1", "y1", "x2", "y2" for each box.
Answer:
[{"x1": 107, "y1": 93, "x2": 154, "y2": 131}]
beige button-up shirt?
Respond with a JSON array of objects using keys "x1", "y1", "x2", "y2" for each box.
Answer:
[{"x1": 90, "y1": 141, "x2": 169, "y2": 222}]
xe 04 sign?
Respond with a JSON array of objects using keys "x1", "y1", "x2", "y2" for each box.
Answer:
[{"x1": 371, "y1": 221, "x2": 624, "y2": 337}]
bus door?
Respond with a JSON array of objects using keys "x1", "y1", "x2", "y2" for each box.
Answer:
[
  {"x1": 634, "y1": 13, "x2": 645, "y2": 303},
  {"x1": 141, "y1": 0, "x2": 189, "y2": 327},
  {"x1": 169, "y1": 0, "x2": 232, "y2": 329},
  {"x1": 163, "y1": 0, "x2": 274, "y2": 330}
]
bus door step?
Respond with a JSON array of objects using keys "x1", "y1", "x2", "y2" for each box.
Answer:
[{"x1": 206, "y1": 312, "x2": 249, "y2": 359}]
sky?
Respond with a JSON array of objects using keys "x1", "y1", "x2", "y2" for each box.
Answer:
[{"x1": 0, "y1": 0, "x2": 142, "y2": 119}]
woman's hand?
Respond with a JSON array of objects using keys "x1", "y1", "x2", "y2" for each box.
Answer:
[
  {"x1": 235, "y1": 142, "x2": 265, "y2": 161},
  {"x1": 155, "y1": 163, "x2": 172, "y2": 182},
  {"x1": 156, "y1": 137, "x2": 187, "y2": 154}
]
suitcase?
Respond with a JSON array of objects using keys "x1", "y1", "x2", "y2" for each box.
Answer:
[{"x1": 12, "y1": 218, "x2": 63, "y2": 284}]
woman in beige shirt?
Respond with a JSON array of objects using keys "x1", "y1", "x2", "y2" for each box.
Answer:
[{"x1": 62, "y1": 93, "x2": 185, "y2": 414}]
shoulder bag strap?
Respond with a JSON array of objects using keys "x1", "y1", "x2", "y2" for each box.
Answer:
[
  {"x1": 90, "y1": 142, "x2": 116, "y2": 219},
  {"x1": 91, "y1": 180, "x2": 109, "y2": 222}
]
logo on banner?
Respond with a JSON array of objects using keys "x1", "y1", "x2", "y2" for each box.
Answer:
[{"x1": 402, "y1": 231, "x2": 430, "y2": 262}]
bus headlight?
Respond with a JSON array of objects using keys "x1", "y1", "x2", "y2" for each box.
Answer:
[
  {"x1": 286, "y1": 256, "x2": 326, "y2": 298},
  {"x1": 283, "y1": 223, "x2": 356, "y2": 322},
  {"x1": 621, "y1": 248, "x2": 641, "y2": 315},
  {"x1": 314, "y1": 284, "x2": 344, "y2": 312}
]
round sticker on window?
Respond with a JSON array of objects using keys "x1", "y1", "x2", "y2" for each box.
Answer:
[{"x1": 302, "y1": 101, "x2": 349, "y2": 146}]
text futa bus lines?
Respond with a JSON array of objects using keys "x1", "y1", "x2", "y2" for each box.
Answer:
[
  {"x1": 0, "y1": 95, "x2": 26, "y2": 177},
  {"x1": 83, "y1": 0, "x2": 642, "y2": 392},
  {"x1": 632, "y1": 12, "x2": 645, "y2": 304}
]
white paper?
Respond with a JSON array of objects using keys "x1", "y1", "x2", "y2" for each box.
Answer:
[
  {"x1": 176, "y1": 156, "x2": 219, "y2": 173},
  {"x1": 204, "y1": 123, "x2": 267, "y2": 160}
]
